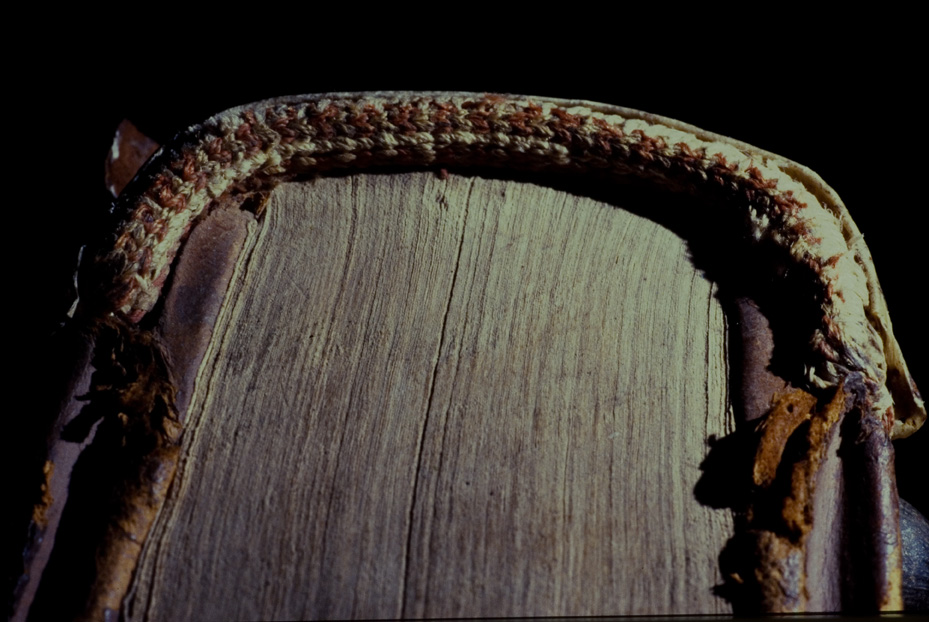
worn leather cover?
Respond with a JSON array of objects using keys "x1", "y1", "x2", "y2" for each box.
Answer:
[{"x1": 12, "y1": 93, "x2": 922, "y2": 619}]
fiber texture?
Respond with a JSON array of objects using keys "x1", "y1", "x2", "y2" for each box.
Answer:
[{"x1": 91, "y1": 92, "x2": 923, "y2": 437}]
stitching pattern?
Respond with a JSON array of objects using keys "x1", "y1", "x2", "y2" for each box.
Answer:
[{"x1": 95, "y1": 93, "x2": 891, "y2": 419}]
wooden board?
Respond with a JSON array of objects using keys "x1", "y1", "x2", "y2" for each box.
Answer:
[{"x1": 123, "y1": 172, "x2": 733, "y2": 619}]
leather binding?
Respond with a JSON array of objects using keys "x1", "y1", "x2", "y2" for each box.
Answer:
[{"x1": 12, "y1": 93, "x2": 925, "y2": 619}]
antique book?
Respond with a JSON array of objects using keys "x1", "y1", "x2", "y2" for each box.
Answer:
[{"x1": 11, "y1": 93, "x2": 926, "y2": 620}]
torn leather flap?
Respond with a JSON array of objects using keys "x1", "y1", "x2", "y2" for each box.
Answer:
[{"x1": 726, "y1": 386, "x2": 903, "y2": 612}]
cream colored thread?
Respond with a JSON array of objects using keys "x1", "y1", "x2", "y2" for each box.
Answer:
[{"x1": 97, "y1": 94, "x2": 895, "y2": 421}]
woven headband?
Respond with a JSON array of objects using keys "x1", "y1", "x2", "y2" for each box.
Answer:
[{"x1": 90, "y1": 92, "x2": 924, "y2": 438}]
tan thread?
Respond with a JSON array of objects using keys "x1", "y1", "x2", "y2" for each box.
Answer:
[{"x1": 93, "y1": 93, "x2": 899, "y2": 424}]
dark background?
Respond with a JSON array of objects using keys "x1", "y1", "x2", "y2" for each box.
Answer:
[{"x1": 11, "y1": 21, "x2": 926, "y2": 514}]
